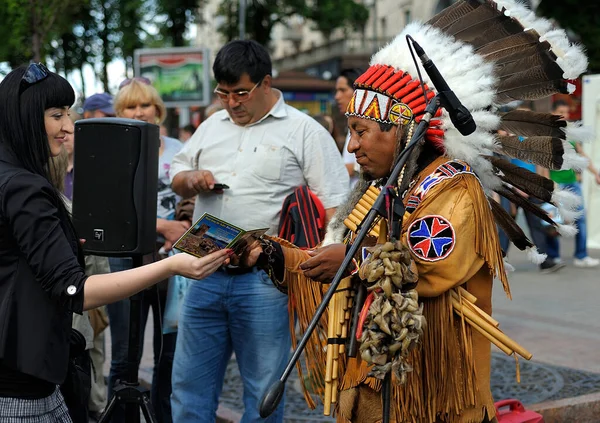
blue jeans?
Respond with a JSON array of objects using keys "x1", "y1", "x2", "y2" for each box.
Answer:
[
  {"x1": 545, "y1": 182, "x2": 587, "y2": 260},
  {"x1": 107, "y1": 257, "x2": 177, "y2": 423},
  {"x1": 171, "y1": 268, "x2": 290, "y2": 423}
]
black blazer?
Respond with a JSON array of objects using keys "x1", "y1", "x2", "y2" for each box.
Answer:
[{"x1": 0, "y1": 146, "x2": 87, "y2": 384}]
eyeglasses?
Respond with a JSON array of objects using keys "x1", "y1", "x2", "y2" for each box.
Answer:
[
  {"x1": 20, "y1": 63, "x2": 50, "y2": 92},
  {"x1": 118, "y1": 77, "x2": 152, "y2": 90},
  {"x1": 213, "y1": 78, "x2": 263, "y2": 103}
]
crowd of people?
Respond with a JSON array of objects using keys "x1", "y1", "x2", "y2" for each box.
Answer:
[{"x1": 0, "y1": 3, "x2": 596, "y2": 423}]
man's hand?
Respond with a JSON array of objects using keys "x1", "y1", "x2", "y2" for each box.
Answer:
[
  {"x1": 594, "y1": 172, "x2": 600, "y2": 186},
  {"x1": 158, "y1": 219, "x2": 191, "y2": 251},
  {"x1": 299, "y1": 243, "x2": 347, "y2": 283},
  {"x1": 229, "y1": 239, "x2": 263, "y2": 268},
  {"x1": 187, "y1": 170, "x2": 217, "y2": 193}
]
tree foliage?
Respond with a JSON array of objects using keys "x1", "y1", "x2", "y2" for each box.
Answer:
[
  {"x1": 215, "y1": 0, "x2": 368, "y2": 48},
  {"x1": 307, "y1": 0, "x2": 369, "y2": 41},
  {"x1": 536, "y1": 0, "x2": 600, "y2": 73},
  {"x1": 154, "y1": 0, "x2": 204, "y2": 47}
]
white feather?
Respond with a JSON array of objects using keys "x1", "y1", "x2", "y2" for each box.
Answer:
[
  {"x1": 557, "y1": 223, "x2": 578, "y2": 237},
  {"x1": 526, "y1": 246, "x2": 547, "y2": 264},
  {"x1": 504, "y1": 260, "x2": 516, "y2": 273},
  {"x1": 566, "y1": 121, "x2": 595, "y2": 143},
  {"x1": 559, "y1": 207, "x2": 583, "y2": 223},
  {"x1": 552, "y1": 188, "x2": 582, "y2": 211}
]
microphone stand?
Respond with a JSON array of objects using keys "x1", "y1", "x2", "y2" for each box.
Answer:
[{"x1": 259, "y1": 95, "x2": 443, "y2": 420}]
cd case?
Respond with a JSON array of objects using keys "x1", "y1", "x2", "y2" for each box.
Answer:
[{"x1": 173, "y1": 213, "x2": 268, "y2": 258}]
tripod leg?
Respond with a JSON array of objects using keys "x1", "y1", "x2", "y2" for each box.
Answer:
[
  {"x1": 140, "y1": 394, "x2": 160, "y2": 423},
  {"x1": 382, "y1": 372, "x2": 392, "y2": 423},
  {"x1": 97, "y1": 393, "x2": 118, "y2": 423}
]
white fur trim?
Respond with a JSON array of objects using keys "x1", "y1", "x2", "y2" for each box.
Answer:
[
  {"x1": 526, "y1": 246, "x2": 547, "y2": 264},
  {"x1": 557, "y1": 223, "x2": 578, "y2": 237}
]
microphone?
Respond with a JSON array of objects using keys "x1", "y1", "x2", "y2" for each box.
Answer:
[{"x1": 410, "y1": 39, "x2": 476, "y2": 136}]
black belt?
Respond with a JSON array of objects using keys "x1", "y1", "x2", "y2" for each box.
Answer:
[{"x1": 220, "y1": 266, "x2": 254, "y2": 275}]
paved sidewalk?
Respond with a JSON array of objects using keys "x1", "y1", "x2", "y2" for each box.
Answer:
[{"x1": 103, "y1": 236, "x2": 600, "y2": 421}]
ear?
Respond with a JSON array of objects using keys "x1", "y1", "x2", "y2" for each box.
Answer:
[{"x1": 262, "y1": 74, "x2": 273, "y2": 91}]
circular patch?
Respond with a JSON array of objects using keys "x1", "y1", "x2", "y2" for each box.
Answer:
[
  {"x1": 407, "y1": 215, "x2": 455, "y2": 262},
  {"x1": 389, "y1": 102, "x2": 413, "y2": 126}
]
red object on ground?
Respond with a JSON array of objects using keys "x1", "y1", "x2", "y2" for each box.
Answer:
[{"x1": 495, "y1": 399, "x2": 544, "y2": 423}]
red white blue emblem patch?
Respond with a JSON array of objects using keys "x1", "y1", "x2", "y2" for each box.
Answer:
[{"x1": 408, "y1": 215, "x2": 455, "y2": 262}]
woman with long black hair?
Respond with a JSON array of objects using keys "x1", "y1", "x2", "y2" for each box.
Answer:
[{"x1": 0, "y1": 64, "x2": 230, "y2": 422}]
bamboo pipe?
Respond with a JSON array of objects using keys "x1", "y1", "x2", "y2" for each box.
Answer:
[
  {"x1": 457, "y1": 286, "x2": 477, "y2": 303},
  {"x1": 323, "y1": 291, "x2": 337, "y2": 415},
  {"x1": 451, "y1": 297, "x2": 532, "y2": 360},
  {"x1": 451, "y1": 290, "x2": 499, "y2": 328}
]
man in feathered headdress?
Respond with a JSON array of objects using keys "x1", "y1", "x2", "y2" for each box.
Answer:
[{"x1": 243, "y1": 0, "x2": 588, "y2": 421}]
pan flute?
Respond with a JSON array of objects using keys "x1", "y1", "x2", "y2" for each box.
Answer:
[{"x1": 343, "y1": 186, "x2": 383, "y2": 238}]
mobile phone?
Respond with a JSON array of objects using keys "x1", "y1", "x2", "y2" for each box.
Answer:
[{"x1": 212, "y1": 183, "x2": 230, "y2": 190}]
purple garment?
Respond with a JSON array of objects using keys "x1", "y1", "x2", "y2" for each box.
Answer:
[{"x1": 64, "y1": 168, "x2": 74, "y2": 201}]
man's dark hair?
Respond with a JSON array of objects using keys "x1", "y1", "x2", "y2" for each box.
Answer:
[
  {"x1": 552, "y1": 99, "x2": 569, "y2": 112},
  {"x1": 182, "y1": 123, "x2": 196, "y2": 133},
  {"x1": 213, "y1": 40, "x2": 272, "y2": 85},
  {"x1": 338, "y1": 68, "x2": 364, "y2": 87}
]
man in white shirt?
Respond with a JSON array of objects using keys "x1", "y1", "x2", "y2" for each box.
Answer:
[{"x1": 169, "y1": 39, "x2": 349, "y2": 422}]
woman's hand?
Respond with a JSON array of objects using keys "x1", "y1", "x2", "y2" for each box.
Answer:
[
  {"x1": 168, "y1": 249, "x2": 232, "y2": 280},
  {"x1": 299, "y1": 243, "x2": 347, "y2": 283}
]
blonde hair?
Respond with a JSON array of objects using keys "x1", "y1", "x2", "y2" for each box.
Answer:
[{"x1": 114, "y1": 79, "x2": 167, "y2": 124}]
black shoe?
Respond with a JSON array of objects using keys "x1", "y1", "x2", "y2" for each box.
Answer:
[{"x1": 540, "y1": 258, "x2": 565, "y2": 273}]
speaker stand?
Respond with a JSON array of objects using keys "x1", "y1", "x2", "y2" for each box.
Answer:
[{"x1": 98, "y1": 255, "x2": 158, "y2": 423}]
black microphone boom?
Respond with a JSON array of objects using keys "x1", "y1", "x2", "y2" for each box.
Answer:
[{"x1": 410, "y1": 39, "x2": 476, "y2": 136}]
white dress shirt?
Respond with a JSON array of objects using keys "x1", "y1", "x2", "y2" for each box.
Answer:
[{"x1": 170, "y1": 90, "x2": 350, "y2": 234}]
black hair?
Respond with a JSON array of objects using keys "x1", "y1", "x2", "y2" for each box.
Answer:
[
  {"x1": 182, "y1": 123, "x2": 196, "y2": 133},
  {"x1": 0, "y1": 66, "x2": 82, "y2": 263},
  {"x1": 552, "y1": 99, "x2": 569, "y2": 111},
  {"x1": 213, "y1": 40, "x2": 272, "y2": 85},
  {"x1": 0, "y1": 65, "x2": 75, "y2": 178},
  {"x1": 338, "y1": 68, "x2": 364, "y2": 88}
]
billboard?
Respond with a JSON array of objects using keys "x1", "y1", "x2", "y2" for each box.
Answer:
[{"x1": 134, "y1": 47, "x2": 211, "y2": 108}]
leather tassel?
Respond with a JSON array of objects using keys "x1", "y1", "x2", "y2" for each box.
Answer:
[
  {"x1": 497, "y1": 135, "x2": 564, "y2": 170},
  {"x1": 499, "y1": 109, "x2": 566, "y2": 138}
]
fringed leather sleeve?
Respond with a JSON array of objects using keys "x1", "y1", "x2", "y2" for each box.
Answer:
[{"x1": 401, "y1": 173, "x2": 510, "y2": 299}]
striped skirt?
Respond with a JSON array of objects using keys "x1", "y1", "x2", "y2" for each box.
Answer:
[{"x1": 0, "y1": 387, "x2": 72, "y2": 423}]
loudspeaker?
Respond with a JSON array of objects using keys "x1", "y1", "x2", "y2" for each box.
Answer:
[{"x1": 72, "y1": 118, "x2": 159, "y2": 257}]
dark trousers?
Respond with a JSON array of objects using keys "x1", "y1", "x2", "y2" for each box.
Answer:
[{"x1": 107, "y1": 257, "x2": 177, "y2": 423}]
